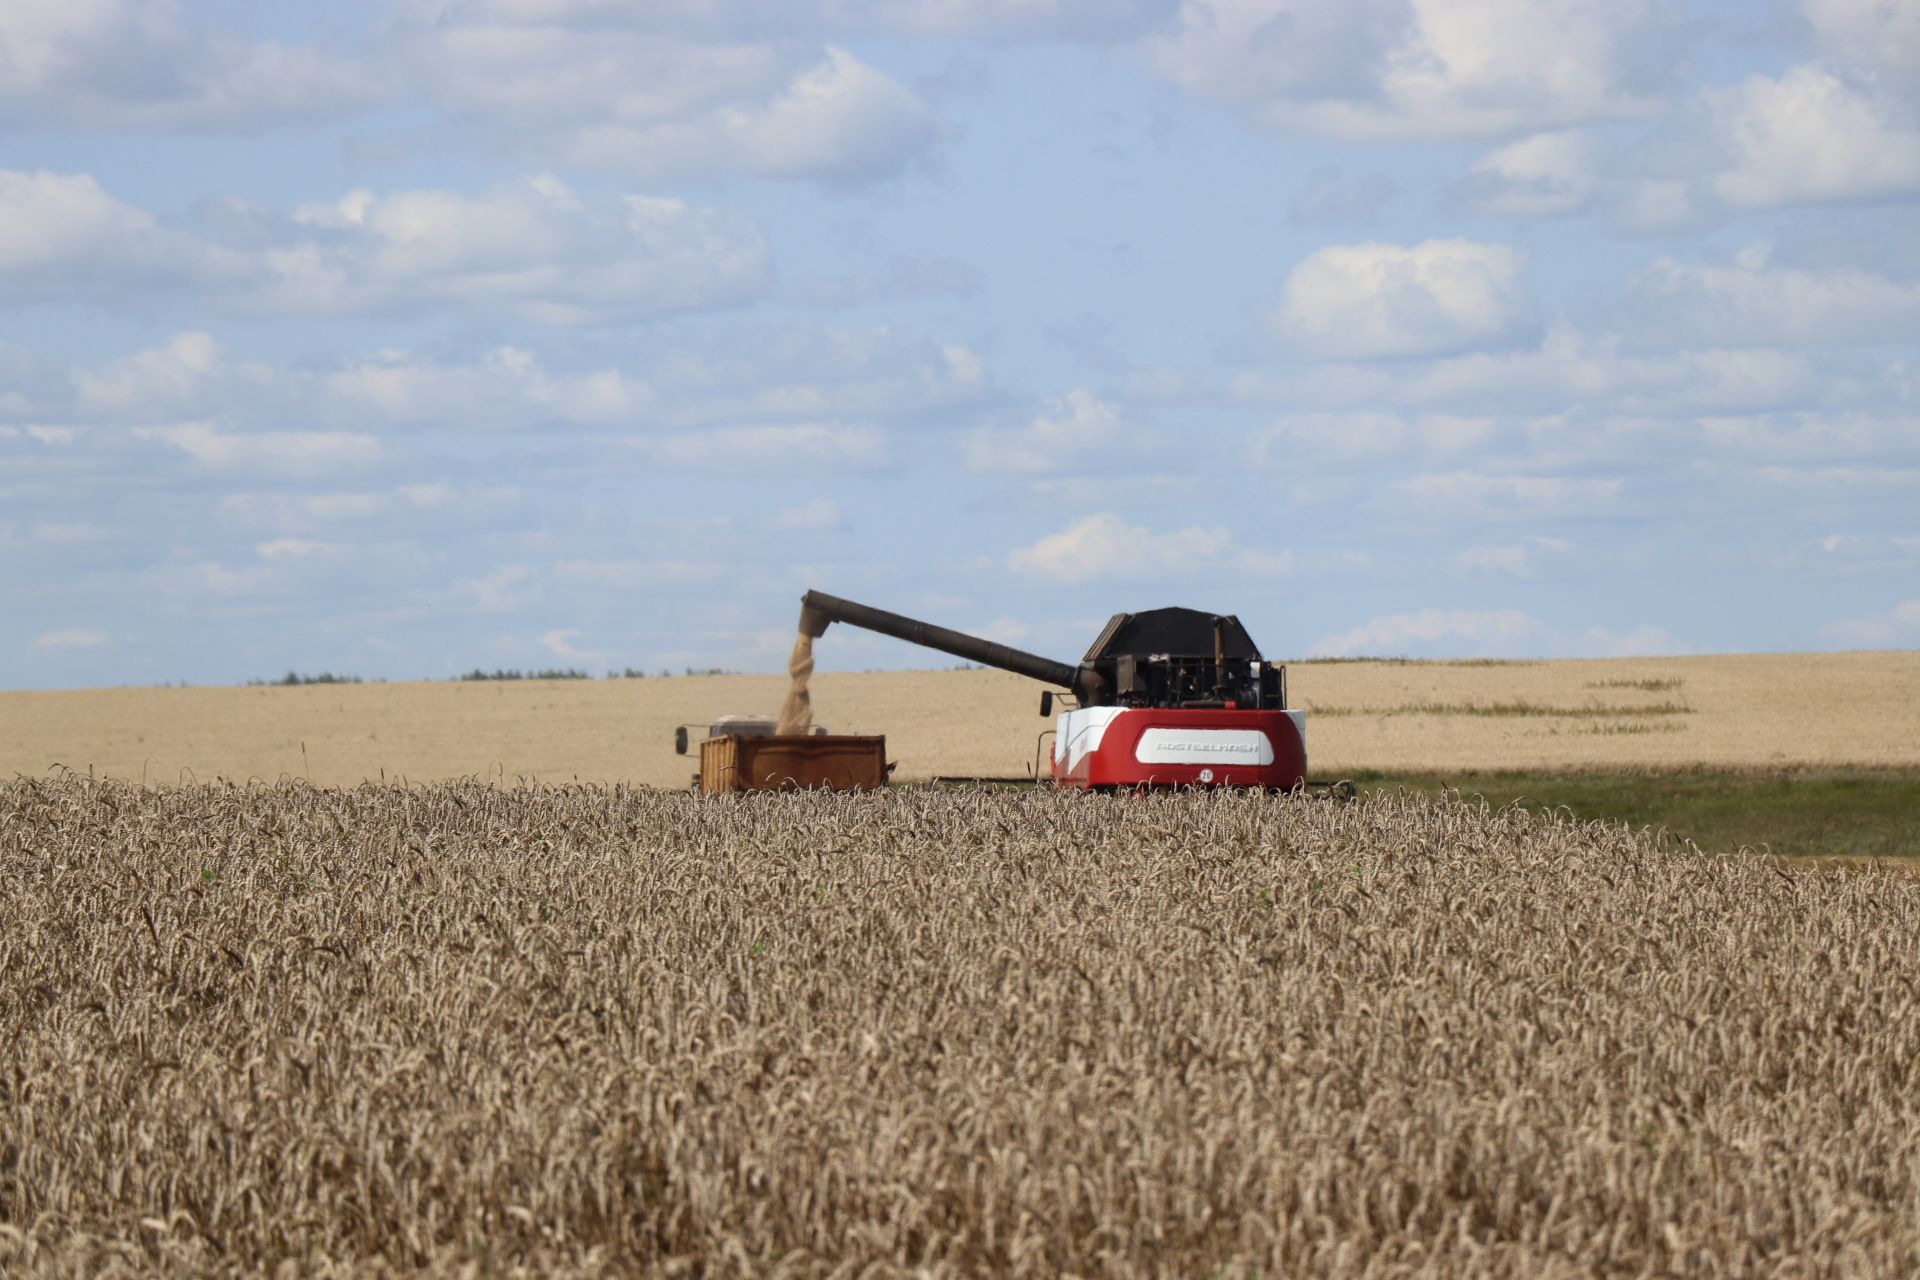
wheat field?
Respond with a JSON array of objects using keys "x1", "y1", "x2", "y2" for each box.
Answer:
[
  {"x1": 4, "y1": 650, "x2": 1917, "y2": 788},
  {"x1": 4, "y1": 778, "x2": 1917, "y2": 1276}
]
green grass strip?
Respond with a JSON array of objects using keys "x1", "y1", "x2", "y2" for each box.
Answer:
[{"x1": 1348, "y1": 768, "x2": 1920, "y2": 862}]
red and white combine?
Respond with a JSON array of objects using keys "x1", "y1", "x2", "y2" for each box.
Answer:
[{"x1": 797, "y1": 590, "x2": 1307, "y2": 790}]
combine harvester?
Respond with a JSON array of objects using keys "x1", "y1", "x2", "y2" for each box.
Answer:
[{"x1": 795, "y1": 590, "x2": 1308, "y2": 791}]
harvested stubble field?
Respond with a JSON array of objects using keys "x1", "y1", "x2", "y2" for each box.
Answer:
[
  {"x1": 5, "y1": 779, "x2": 1920, "y2": 1276},
  {"x1": 4, "y1": 650, "x2": 1917, "y2": 788}
]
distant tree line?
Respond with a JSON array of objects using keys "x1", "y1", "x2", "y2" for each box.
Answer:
[
  {"x1": 458, "y1": 667, "x2": 741, "y2": 680},
  {"x1": 247, "y1": 666, "x2": 742, "y2": 685},
  {"x1": 248, "y1": 672, "x2": 368, "y2": 687}
]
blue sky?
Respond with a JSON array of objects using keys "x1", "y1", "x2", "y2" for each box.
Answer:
[{"x1": 2, "y1": 0, "x2": 1917, "y2": 689}]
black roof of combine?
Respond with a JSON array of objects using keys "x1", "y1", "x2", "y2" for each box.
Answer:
[{"x1": 1082, "y1": 609, "x2": 1263, "y2": 663}]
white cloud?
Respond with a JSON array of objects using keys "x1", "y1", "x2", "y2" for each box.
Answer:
[
  {"x1": 0, "y1": 170, "x2": 770, "y2": 322},
  {"x1": 1288, "y1": 168, "x2": 1397, "y2": 223},
  {"x1": 454, "y1": 565, "x2": 537, "y2": 613},
  {"x1": 150, "y1": 560, "x2": 282, "y2": 600},
  {"x1": 1391, "y1": 471, "x2": 1623, "y2": 518},
  {"x1": 35, "y1": 323, "x2": 981, "y2": 458},
  {"x1": 1321, "y1": 614, "x2": 1680, "y2": 661},
  {"x1": 1572, "y1": 623, "x2": 1689, "y2": 657},
  {"x1": 73, "y1": 331, "x2": 230, "y2": 418},
  {"x1": 56, "y1": 326, "x2": 978, "y2": 436},
  {"x1": 1802, "y1": 0, "x2": 1920, "y2": 87},
  {"x1": 269, "y1": 179, "x2": 769, "y2": 321},
  {"x1": 1258, "y1": 411, "x2": 1408, "y2": 463},
  {"x1": 1608, "y1": 178, "x2": 1697, "y2": 235},
  {"x1": 402, "y1": 15, "x2": 788, "y2": 121},
  {"x1": 1453, "y1": 536, "x2": 1570, "y2": 576},
  {"x1": 408, "y1": 13, "x2": 937, "y2": 182},
  {"x1": 858, "y1": 0, "x2": 1178, "y2": 38},
  {"x1": 646, "y1": 330, "x2": 986, "y2": 428},
  {"x1": 255, "y1": 538, "x2": 350, "y2": 561},
  {"x1": 218, "y1": 492, "x2": 389, "y2": 530},
  {"x1": 216, "y1": 484, "x2": 520, "y2": 533},
  {"x1": 971, "y1": 616, "x2": 1035, "y2": 648},
  {"x1": 1463, "y1": 131, "x2": 1598, "y2": 218},
  {"x1": 544, "y1": 47, "x2": 935, "y2": 180},
  {"x1": 1593, "y1": 52, "x2": 1920, "y2": 227},
  {"x1": 1255, "y1": 411, "x2": 1494, "y2": 464},
  {"x1": 1745, "y1": 463, "x2": 1920, "y2": 490},
  {"x1": 34, "y1": 628, "x2": 109, "y2": 650},
  {"x1": 769, "y1": 498, "x2": 844, "y2": 531},
  {"x1": 1452, "y1": 544, "x2": 1530, "y2": 576},
  {"x1": 1006, "y1": 512, "x2": 1292, "y2": 582},
  {"x1": 1143, "y1": 0, "x2": 1671, "y2": 142},
  {"x1": 398, "y1": 483, "x2": 458, "y2": 509},
  {"x1": 0, "y1": 0, "x2": 379, "y2": 129},
  {"x1": 1695, "y1": 412, "x2": 1920, "y2": 463},
  {"x1": 1311, "y1": 607, "x2": 1540, "y2": 657},
  {"x1": 1244, "y1": 323, "x2": 1815, "y2": 416},
  {"x1": 394, "y1": 0, "x2": 1172, "y2": 40},
  {"x1": 1704, "y1": 65, "x2": 1920, "y2": 208},
  {"x1": 0, "y1": 423, "x2": 82, "y2": 446},
  {"x1": 796, "y1": 255, "x2": 981, "y2": 307},
  {"x1": 1275, "y1": 239, "x2": 1531, "y2": 358},
  {"x1": 551, "y1": 560, "x2": 719, "y2": 589},
  {"x1": 1628, "y1": 246, "x2": 1920, "y2": 349},
  {"x1": 629, "y1": 425, "x2": 886, "y2": 470},
  {"x1": 5, "y1": 3, "x2": 941, "y2": 181},
  {"x1": 135, "y1": 423, "x2": 384, "y2": 473},
  {"x1": 540, "y1": 628, "x2": 609, "y2": 664},
  {"x1": 1820, "y1": 599, "x2": 1920, "y2": 648},
  {"x1": 390, "y1": 0, "x2": 1158, "y2": 166},
  {"x1": 325, "y1": 346, "x2": 649, "y2": 426},
  {"x1": 966, "y1": 390, "x2": 1127, "y2": 474},
  {"x1": 28, "y1": 522, "x2": 112, "y2": 546},
  {"x1": 1817, "y1": 532, "x2": 1920, "y2": 574},
  {"x1": 0, "y1": 170, "x2": 236, "y2": 300}
]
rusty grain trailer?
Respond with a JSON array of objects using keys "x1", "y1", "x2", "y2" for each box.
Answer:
[{"x1": 698, "y1": 734, "x2": 890, "y2": 796}]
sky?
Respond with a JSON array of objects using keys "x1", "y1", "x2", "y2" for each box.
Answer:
[{"x1": 2, "y1": 0, "x2": 1918, "y2": 690}]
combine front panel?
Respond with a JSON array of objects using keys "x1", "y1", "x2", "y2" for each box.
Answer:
[{"x1": 1052, "y1": 707, "x2": 1306, "y2": 790}]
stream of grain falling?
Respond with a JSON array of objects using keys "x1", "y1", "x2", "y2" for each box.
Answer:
[{"x1": 774, "y1": 633, "x2": 814, "y2": 736}]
